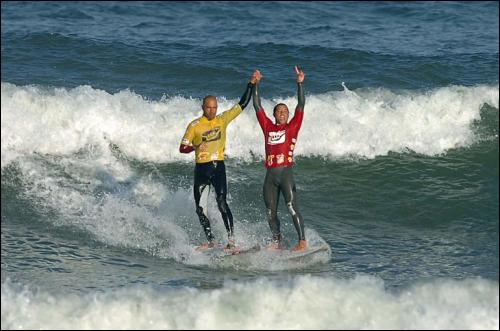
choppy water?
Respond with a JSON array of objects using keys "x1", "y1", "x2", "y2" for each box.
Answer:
[{"x1": 1, "y1": 1, "x2": 498, "y2": 329}]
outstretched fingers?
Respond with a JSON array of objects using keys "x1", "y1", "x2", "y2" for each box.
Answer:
[{"x1": 295, "y1": 65, "x2": 305, "y2": 83}]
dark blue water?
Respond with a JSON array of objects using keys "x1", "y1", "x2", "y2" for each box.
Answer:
[
  {"x1": 2, "y1": 2, "x2": 498, "y2": 329},
  {"x1": 2, "y1": 1, "x2": 498, "y2": 97}
]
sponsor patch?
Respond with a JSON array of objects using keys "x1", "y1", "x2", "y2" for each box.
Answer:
[
  {"x1": 202, "y1": 127, "x2": 221, "y2": 142},
  {"x1": 199, "y1": 152, "x2": 209, "y2": 161},
  {"x1": 267, "y1": 155, "x2": 275, "y2": 166},
  {"x1": 277, "y1": 154, "x2": 285, "y2": 164},
  {"x1": 267, "y1": 130, "x2": 286, "y2": 145}
]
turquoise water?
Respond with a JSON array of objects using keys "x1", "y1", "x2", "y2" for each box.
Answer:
[{"x1": 1, "y1": 2, "x2": 498, "y2": 329}]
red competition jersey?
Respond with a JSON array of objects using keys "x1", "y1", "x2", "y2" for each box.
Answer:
[{"x1": 256, "y1": 107, "x2": 304, "y2": 168}]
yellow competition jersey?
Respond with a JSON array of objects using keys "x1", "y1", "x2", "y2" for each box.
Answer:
[{"x1": 181, "y1": 104, "x2": 243, "y2": 163}]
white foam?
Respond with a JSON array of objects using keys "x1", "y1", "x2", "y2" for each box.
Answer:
[
  {"x1": 9, "y1": 152, "x2": 328, "y2": 268},
  {"x1": 2, "y1": 81, "x2": 497, "y2": 267},
  {"x1": 299, "y1": 83, "x2": 499, "y2": 159},
  {"x1": 10, "y1": 153, "x2": 194, "y2": 261},
  {"x1": 2, "y1": 275, "x2": 498, "y2": 329},
  {"x1": 2, "y1": 82, "x2": 498, "y2": 168}
]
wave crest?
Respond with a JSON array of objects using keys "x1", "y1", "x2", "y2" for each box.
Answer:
[{"x1": 2, "y1": 82, "x2": 498, "y2": 168}]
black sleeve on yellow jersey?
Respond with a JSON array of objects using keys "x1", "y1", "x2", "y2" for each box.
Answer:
[{"x1": 238, "y1": 82, "x2": 255, "y2": 109}]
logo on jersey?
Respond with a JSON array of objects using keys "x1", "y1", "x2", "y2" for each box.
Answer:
[
  {"x1": 199, "y1": 152, "x2": 209, "y2": 161},
  {"x1": 202, "y1": 127, "x2": 221, "y2": 142},
  {"x1": 211, "y1": 152, "x2": 219, "y2": 160},
  {"x1": 276, "y1": 154, "x2": 285, "y2": 164},
  {"x1": 267, "y1": 155, "x2": 275, "y2": 166},
  {"x1": 267, "y1": 130, "x2": 286, "y2": 145}
]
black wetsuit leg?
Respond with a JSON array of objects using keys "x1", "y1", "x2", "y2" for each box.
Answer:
[
  {"x1": 194, "y1": 162, "x2": 216, "y2": 242},
  {"x1": 194, "y1": 161, "x2": 234, "y2": 241},
  {"x1": 209, "y1": 161, "x2": 234, "y2": 238},
  {"x1": 280, "y1": 167, "x2": 305, "y2": 241},
  {"x1": 263, "y1": 167, "x2": 305, "y2": 242},
  {"x1": 263, "y1": 168, "x2": 282, "y2": 242}
]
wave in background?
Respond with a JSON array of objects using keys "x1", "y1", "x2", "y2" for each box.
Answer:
[{"x1": 2, "y1": 82, "x2": 498, "y2": 167}]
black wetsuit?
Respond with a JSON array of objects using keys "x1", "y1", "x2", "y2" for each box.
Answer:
[
  {"x1": 194, "y1": 82, "x2": 254, "y2": 242},
  {"x1": 263, "y1": 166, "x2": 305, "y2": 242},
  {"x1": 253, "y1": 81, "x2": 306, "y2": 244}
]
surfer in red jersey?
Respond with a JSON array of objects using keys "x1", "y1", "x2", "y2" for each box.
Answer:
[{"x1": 252, "y1": 66, "x2": 307, "y2": 252}]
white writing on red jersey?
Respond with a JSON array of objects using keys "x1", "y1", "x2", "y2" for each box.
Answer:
[{"x1": 267, "y1": 130, "x2": 286, "y2": 145}]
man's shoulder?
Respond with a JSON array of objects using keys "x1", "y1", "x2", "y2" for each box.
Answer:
[{"x1": 188, "y1": 117, "x2": 203, "y2": 128}]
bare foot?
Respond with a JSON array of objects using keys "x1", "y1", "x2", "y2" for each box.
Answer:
[{"x1": 291, "y1": 240, "x2": 307, "y2": 252}]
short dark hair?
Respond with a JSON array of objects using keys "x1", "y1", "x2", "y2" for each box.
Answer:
[{"x1": 273, "y1": 103, "x2": 289, "y2": 114}]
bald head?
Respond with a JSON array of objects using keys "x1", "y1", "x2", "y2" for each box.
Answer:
[
  {"x1": 203, "y1": 95, "x2": 217, "y2": 106},
  {"x1": 202, "y1": 95, "x2": 218, "y2": 120}
]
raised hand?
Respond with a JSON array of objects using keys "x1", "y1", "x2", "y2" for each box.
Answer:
[
  {"x1": 295, "y1": 65, "x2": 305, "y2": 83},
  {"x1": 251, "y1": 69, "x2": 263, "y2": 84}
]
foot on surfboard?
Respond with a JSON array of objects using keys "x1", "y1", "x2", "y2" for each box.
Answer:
[
  {"x1": 224, "y1": 238, "x2": 237, "y2": 252},
  {"x1": 224, "y1": 237, "x2": 240, "y2": 254},
  {"x1": 195, "y1": 241, "x2": 220, "y2": 251},
  {"x1": 266, "y1": 241, "x2": 284, "y2": 251},
  {"x1": 291, "y1": 240, "x2": 307, "y2": 252},
  {"x1": 266, "y1": 234, "x2": 284, "y2": 251}
]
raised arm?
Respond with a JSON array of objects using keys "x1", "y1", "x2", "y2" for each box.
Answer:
[
  {"x1": 295, "y1": 65, "x2": 305, "y2": 111},
  {"x1": 238, "y1": 82, "x2": 253, "y2": 110},
  {"x1": 252, "y1": 70, "x2": 263, "y2": 112},
  {"x1": 239, "y1": 71, "x2": 260, "y2": 109}
]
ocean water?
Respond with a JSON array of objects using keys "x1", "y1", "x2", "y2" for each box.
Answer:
[{"x1": 1, "y1": 1, "x2": 499, "y2": 329}]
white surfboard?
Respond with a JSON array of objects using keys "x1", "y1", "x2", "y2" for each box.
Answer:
[
  {"x1": 280, "y1": 244, "x2": 330, "y2": 261},
  {"x1": 208, "y1": 243, "x2": 330, "y2": 265}
]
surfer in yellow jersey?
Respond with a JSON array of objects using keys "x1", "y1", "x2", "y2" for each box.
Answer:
[{"x1": 180, "y1": 72, "x2": 259, "y2": 250}]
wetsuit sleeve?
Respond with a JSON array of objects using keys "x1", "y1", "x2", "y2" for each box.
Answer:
[
  {"x1": 296, "y1": 82, "x2": 305, "y2": 112},
  {"x1": 289, "y1": 82, "x2": 305, "y2": 129},
  {"x1": 252, "y1": 81, "x2": 263, "y2": 112},
  {"x1": 179, "y1": 144, "x2": 194, "y2": 153},
  {"x1": 179, "y1": 123, "x2": 195, "y2": 153},
  {"x1": 238, "y1": 82, "x2": 255, "y2": 109}
]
